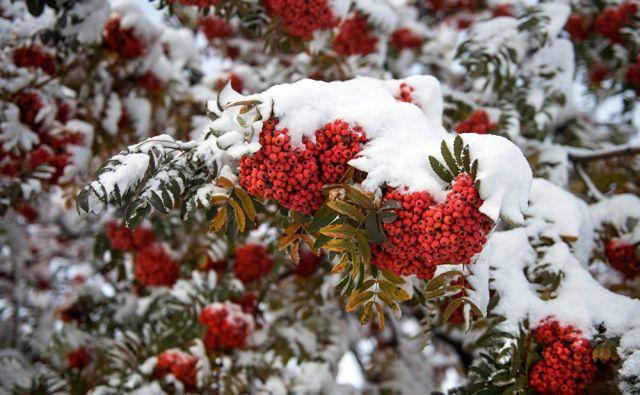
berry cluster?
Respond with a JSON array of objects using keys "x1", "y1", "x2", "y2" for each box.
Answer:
[
  {"x1": 103, "y1": 17, "x2": 146, "y2": 59},
  {"x1": 138, "y1": 72, "x2": 165, "y2": 93},
  {"x1": 626, "y1": 54, "x2": 640, "y2": 89},
  {"x1": 1, "y1": 92, "x2": 82, "y2": 185},
  {"x1": 333, "y1": 14, "x2": 378, "y2": 56},
  {"x1": 233, "y1": 244, "x2": 274, "y2": 283},
  {"x1": 604, "y1": 238, "x2": 640, "y2": 279},
  {"x1": 106, "y1": 221, "x2": 155, "y2": 251},
  {"x1": 529, "y1": 319, "x2": 597, "y2": 395},
  {"x1": 199, "y1": 302, "x2": 254, "y2": 351},
  {"x1": 153, "y1": 350, "x2": 198, "y2": 391},
  {"x1": 214, "y1": 73, "x2": 244, "y2": 93},
  {"x1": 566, "y1": 3, "x2": 637, "y2": 44},
  {"x1": 396, "y1": 82, "x2": 415, "y2": 104},
  {"x1": 594, "y1": 2, "x2": 637, "y2": 43},
  {"x1": 199, "y1": 16, "x2": 233, "y2": 41},
  {"x1": 13, "y1": 45, "x2": 56, "y2": 76},
  {"x1": 390, "y1": 28, "x2": 424, "y2": 51},
  {"x1": 455, "y1": 110, "x2": 496, "y2": 134},
  {"x1": 492, "y1": 3, "x2": 513, "y2": 17},
  {"x1": 295, "y1": 246, "x2": 323, "y2": 277},
  {"x1": 134, "y1": 244, "x2": 180, "y2": 287},
  {"x1": 239, "y1": 119, "x2": 367, "y2": 214},
  {"x1": 588, "y1": 64, "x2": 609, "y2": 86},
  {"x1": 429, "y1": 0, "x2": 480, "y2": 14},
  {"x1": 67, "y1": 347, "x2": 91, "y2": 370},
  {"x1": 372, "y1": 173, "x2": 494, "y2": 279},
  {"x1": 264, "y1": 0, "x2": 337, "y2": 40}
]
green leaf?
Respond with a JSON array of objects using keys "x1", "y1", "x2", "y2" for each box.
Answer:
[
  {"x1": 453, "y1": 135, "x2": 464, "y2": 164},
  {"x1": 365, "y1": 212, "x2": 383, "y2": 244},
  {"x1": 381, "y1": 269, "x2": 405, "y2": 285},
  {"x1": 344, "y1": 185, "x2": 374, "y2": 209},
  {"x1": 471, "y1": 159, "x2": 479, "y2": 180},
  {"x1": 327, "y1": 201, "x2": 365, "y2": 223},
  {"x1": 429, "y1": 156, "x2": 454, "y2": 183},
  {"x1": 359, "y1": 302, "x2": 374, "y2": 325},
  {"x1": 442, "y1": 298, "x2": 463, "y2": 322},
  {"x1": 308, "y1": 203, "x2": 338, "y2": 233},
  {"x1": 441, "y1": 140, "x2": 460, "y2": 176},
  {"x1": 462, "y1": 145, "x2": 471, "y2": 173},
  {"x1": 425, "y1": 270, "x2": 463, "y2": 292},
  {"x1": 234, "y1": 186, "x2": 256, "y2": 222}
]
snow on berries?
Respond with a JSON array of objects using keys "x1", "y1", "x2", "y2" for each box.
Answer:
[
  {"x1": 529, "y1": 319, "x2": 597, "y2": 395},
  {"x1": 455, "y1": 110, "x2": 496, "y2": 134},
  {"x1": 373, "y1": 173, "x2": 494, "y2": 279},
  {"x1": 134, "y1": 244, "x2": 180, "y2": 287},
  {"x1": 13, "y1": 45, "x2": 57, "y2": 76},
  {"x1": 153, "y1": 350, "x2": 198, "y2": 391},
  {"x1": 605, "y1": 238, "x2": 640, "y2": 279},
  {"x1": 211, "y1": 76, "x2": 531, "y2": 225},
  {"x1": 103, "y1": 16, "x2": 147, "y2": 59},
  {"x1": 233, "y1": 244, "x2": 274, "y2": 283},
  {"x1": 199, "y1": 301, "x2": 254, "y2": 351},
  {"x1": 239, "y1": 119, "x2": 367, "y2": 214},
  {"x1": 264, "y1": 0, "x2": 337, "y2": 39},
  {"x1": 333, "y1": 13, "x2": 378, "y2": 56}
]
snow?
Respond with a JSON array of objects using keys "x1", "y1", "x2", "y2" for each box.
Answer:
[
  {"x1": 89, "y1": 153, "x2": 149, "y2": 210},
  {"x1": 484, "y1": 229, "x2": 640, "y2": 338},
  {"x1": 590, "y1": 194, "x2": 640, "y2": 238},
  {"x1": 209, "y1": 76, "x2": 532, "y2": 223},
  {"x1": 0, "y1": 104, "x2": 39, "y2": 151},
  {"x1": 62, "y1": 0, "x2": 111, "y2": 43}
]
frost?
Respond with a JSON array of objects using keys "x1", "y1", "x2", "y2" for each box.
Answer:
[{"x1": 0, "y1": 104, "x2": 39, "y2": 151}]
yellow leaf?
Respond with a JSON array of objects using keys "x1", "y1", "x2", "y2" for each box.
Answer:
[
  {"x1": 442, "y1": 298, "x2": 463, "y2": 322},
  {"x1": 327, "y1": 201, "x2": 365, "y2": 223},
  {"x1": 216, "y1": 177, "x2": 234, "y2": 189},
  {"x1": 359, "y1": 302, "x2": 374, "y2": 325},
  {"x1": 319, "y1": 223, "x2": 357, "y2": 238},
  {"x1": 380, "y1": 281, "x2": 411, "y2": 302},
  {"x1": 234, "y1": 186, "x2": 255, "y2": 222},
  {"x1": 346, "y1": 291, "x2": 375, "y2": 312},
  {"x1": 210, "y1": 194, "x2": 229, "y2": 206},
  {"x1": 278, "y1": 233, "x2": 300, "y2": 251},
  {"x1": 324, "y1": 238, "x2": 353, "y2": 252},
  {"x1": 209, "y1": 206, "x2": 227, "y2": 233},
  {"x1": 290, "y1": 240, "x2": 300, "y2": 264},
  {"x1": 331, "y1": 254, "x2": 349, "y2": 274},
  {"x1": 229, "y1": 199, "x2": 246, "y2": 233},
  {"x1": 381, "y1": 269, "x2": 405, "y2": 285},
  {"x1": 345, "y1": 185, "x2": 374, "y2": 209},
  {"x1": 284, "y1": 222, "x2": 303, "y2": 235}
]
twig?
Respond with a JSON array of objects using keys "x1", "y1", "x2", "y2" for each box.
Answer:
[
  {"x1": 574, "y1": 163, "x2": 605, "y2": 201},
  {"x1": 568, "y1": 144, "x2": 640, "y2": 163}
]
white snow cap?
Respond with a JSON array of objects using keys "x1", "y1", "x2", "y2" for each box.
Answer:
[{"x1": 209, "y1": 75, "x2": 532, "y2": 224}]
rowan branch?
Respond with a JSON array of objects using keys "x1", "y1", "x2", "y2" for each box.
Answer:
[{"x1": 567, "y1": 144, "x2": 640, "y2": 163}]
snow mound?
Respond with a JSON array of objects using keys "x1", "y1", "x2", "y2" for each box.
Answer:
[{"x1": 208, "y1": 76, "x2": 532, "y2": 224}]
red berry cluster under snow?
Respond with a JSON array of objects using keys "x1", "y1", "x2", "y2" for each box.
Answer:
[
  {"x1": 199, "y1": 302, "x2": 254, "y2": 351},
  {"x1": 13, "y1": 45, "x2": 57, "y2": 76},
  {"x1": 396, "y1": 82, "x2": 416, "y2": 104},
  {"x1": 605, "y1": 238, "x2": 640, "y2": 279},
  {"x1": 67, "y1": 347, "x2": 91, "y2": 370},
  {"x1": 154, "y1": 350, "x2": 198, "y2": 391},
  {"x1": 1, "y1": 91, "x2": 82, "y2": 186},
  {"x1": 138, "y1": 72, "x2": 165, "y2": 93},
  {"x1": 239, "y1": 119, "x2": 367, "y2": 215},
  {"x1": 264, "y1": 0, "x2": 337, "y2": 40},
  {"x1": 333, "y1": 13, "x2": 378, "y2": 56},
  {"x1": 455, "y1": 110, "x2": 496, "y2": 134},
  {"x1": 529, "y1": 319, "x2": 597, "y2": 395},
  {"x1": 390, "y1": 28, "x2": 424, "y2": 51},
  {"x1": 106, "y1": 221, "x2": 156, "y2": 251},
  {"x1": 103, "y1": 16, "x2": 146, "y2": 59},
  {"x1": 566, "y1": 3, "x2": 637, "y2": 44},
  {"x1": 134, "y1": 244, "x2": 180, "y2": 287},
  {"x1": 199, "y1": 16, "x2": 233, "y2": 41},
  {"x1": 372, "y1": 173, "x2": 494, "y2": 279},
  {"x1": 233, "y1": 244, "x2": 274, "y2": 283}
]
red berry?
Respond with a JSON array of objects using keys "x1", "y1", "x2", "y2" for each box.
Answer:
[
  {"x1": 233, "y1": 244, "x2": 274, "y2": 283},
  {"x1": 67, "y1": 347, "x2": 91, "y2": 370},
  {"x1": 333, "y1": 13, "x2": 378, "y2": 56},
  {"x1": 199, "y1": 16, "x2": 233, "y2": 40},
  {"x1": 264, "y1": 0, "x2": 337, "y2": 39},
  {"x1": 154, "y1": 350, "x2": 198, "y2": 391},
  {"x1": 199, "y1": 302, "x2": 254, "y2": 351},
  {"x1": 605, "y1": 238, "x2": 640, "y2": 279},
  {"x1": 103, "y1": 17, "x2": 146, "y2": 59},
  {"x1": 455, "y1": 110, "x2": 496, "y2": 134},
  {"x1": 390, "y1": 28, "x2": 424, "y2": 51},
  {"x1": 134, "y1": 244, "x2": 180, "y2": 287}
]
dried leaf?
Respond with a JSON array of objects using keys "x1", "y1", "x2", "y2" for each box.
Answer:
[
  {"x1": 327, "y1": 201, "x2": 365, "y2": 223},
  {"x1": 210, "y1": 206, "x2": 227, "y2": 233}
]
